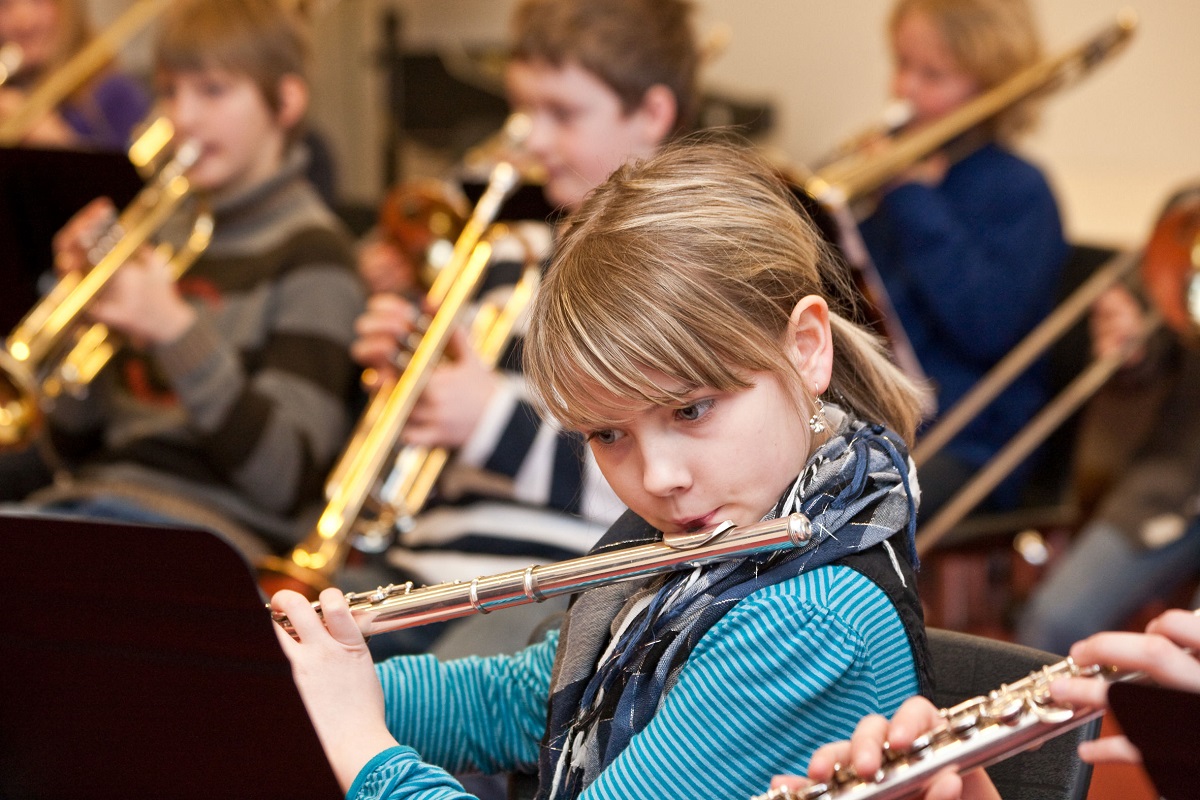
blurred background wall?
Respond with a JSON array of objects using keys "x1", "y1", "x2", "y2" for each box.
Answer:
[{"x1": 92, "y1": 0, "x2": 1200, "y2": 249}]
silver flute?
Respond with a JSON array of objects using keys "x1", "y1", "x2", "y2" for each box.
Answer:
[
  {"x1": 273, "y1": 512, "x2": 814, "y2": 638},
  {"x1": 753, "y1": 657, "x2": 1138, "y2": 800}
]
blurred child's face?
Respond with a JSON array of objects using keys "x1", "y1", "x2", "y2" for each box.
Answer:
[
  {"x1": 0, "y1": 0, "x2": 60, "y2": 70},
  {"x1": 581, "y1": 369, "x2": 811, "y2": 535},
  {"x1": 890, "y1": 11, "x2": 979, "y2": 125},
  {"x1": 506, "y1": 58, "x2": 663, "y2": 213},
  {"x1": 158, "y1": 67, "x2": 287, "y2": 195}
]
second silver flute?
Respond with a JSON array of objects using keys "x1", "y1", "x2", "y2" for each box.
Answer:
[{"x1": 274, "y1": 512, "x2": 814, "y2": 638}]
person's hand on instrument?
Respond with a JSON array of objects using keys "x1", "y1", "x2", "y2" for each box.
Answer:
[
  {"x1": 271, "y1": 587, "x2": 396, "y2": 793},
  {"x1": 1050, "y1": 608, "x2": 1200, "y2": 765},
  {"x1": 768, "y1": 695, "x2": 1001, "y2": 800}
]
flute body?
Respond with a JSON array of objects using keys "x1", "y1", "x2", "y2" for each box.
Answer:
[
  {"x1": 755, "y1": 657, "x2": 1134, "y2": 800},
  {"x1": 273, "y1": 512, "x2": 814, "y2": 638}
]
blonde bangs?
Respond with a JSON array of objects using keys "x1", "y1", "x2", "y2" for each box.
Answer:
[{"x1": 525, "y1": 238, "x2": 782, "y2": 432}]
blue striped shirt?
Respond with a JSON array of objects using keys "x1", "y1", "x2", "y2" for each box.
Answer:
[{"x1": 352, "y1": 563, "x2": 918, "y2": 800}]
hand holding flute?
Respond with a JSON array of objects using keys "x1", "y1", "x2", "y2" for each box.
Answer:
[{"x1": 763, "y1": 607, "x2": 1200, "y2": 800}]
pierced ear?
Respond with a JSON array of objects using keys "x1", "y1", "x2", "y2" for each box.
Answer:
[
  {"x1": 636, "y1": 84, "x2": 678, "y2": 146},
  {"x1": 787, "y1": 295, "x2": 834, "y2": 395},
  {"x1": 276, "y1": 74, "x2": 309, "y2": 130}
]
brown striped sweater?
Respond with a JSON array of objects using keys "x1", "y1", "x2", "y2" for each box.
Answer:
[{"x1": 45, "y1": 147, "x2": 365, "y2": 547}]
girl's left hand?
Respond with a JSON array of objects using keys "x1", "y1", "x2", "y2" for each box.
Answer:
[{"x1": 272, "y1": 588, "x2": 399, "y2": 793}]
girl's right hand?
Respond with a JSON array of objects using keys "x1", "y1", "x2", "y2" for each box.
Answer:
[
  {"x1": 271, "y1": 588, "x2": 399, "y2": 793},
  {"x1": 1050, "y1": 608, "x2": 1200, "y2": 765}
]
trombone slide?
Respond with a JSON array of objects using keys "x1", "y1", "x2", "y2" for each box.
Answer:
[{"x1": 0, "y1": 0, "x2": 173, "y2": 145}]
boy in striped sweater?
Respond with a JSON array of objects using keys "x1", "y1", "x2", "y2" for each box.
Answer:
[
  {"x1": 350, "y1": 0, "x2": 700, "y2": 654},
  {"x1": 0, "y1": 0, "x2": 363, "y2": 558},
  {"x1": 273, "y1": 142, "x2": 932, "y2": 800}
]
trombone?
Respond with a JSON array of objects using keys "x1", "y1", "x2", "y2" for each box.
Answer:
[
  {"x1": 915, "y1": 189, "x2": 1200, "y2": 555},
  {"x1": 0, "y1": 0, "x2": 171, "y2": 146},
  {"x1": 791, "y1": 12, "x2": 1137, "y2": 395},
  {"x1": 258, "y1": 114, "x2": 539, "y2": 599},
  {"x1": 0, "y1": 117, "x2": 213, "y2": 450},
  {"x1": 0, "y1": 42, "x2": 22, "y2": 87},
  {"x1": 803, "y1": 10, "x2": 1138, "y2": 208}
]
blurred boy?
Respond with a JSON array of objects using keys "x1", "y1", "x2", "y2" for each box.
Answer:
[
  {"x1": 0, "y1": 0, "x2": 364, "y2": 559},
  {"x1": 350, "y1": 0, "x2": 699, "y2": 654}
]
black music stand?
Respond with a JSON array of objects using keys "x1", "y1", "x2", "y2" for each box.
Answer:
[
  {"x1": 0, "y1": 146, "x2": 143, "y2": 331},
  {"x1": 1108, "y1": 682, "x2": 1200, "y2": 800},
  {"x1": 0, "y1": 513, "x2": 342, "y2": 800}
]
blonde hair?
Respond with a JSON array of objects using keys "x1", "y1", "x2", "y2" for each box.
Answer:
[
  {"x1": 524, "y1": 139, "x2": 927, "y2": 444},
  {"x1": 509, "y1": 0, "x2": 700, "y2": 136},
  {"x1": 6, "y1": 0, "x2": 94, "y2": 96},
  {"x1": 47, "y1": 0, "x2": 90, "y2": 72},
  {"x1": 890, "y1": 0, "x2": 1044, "y2": 141},
  {"x1": 155, "y1": 0, "x2": 309, "y2": 121}
]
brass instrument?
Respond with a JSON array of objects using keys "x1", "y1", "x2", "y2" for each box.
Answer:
[
  {"x1": 915, "y1": 187, "x2": 1200, "y2": 555},
  {"x1": 787, "y1": 14, "x2": 1135, "y2": 393},
  {"x1": 0, "y1": 0, "x2": 172, "y2": 146},
  {"x1": 751, "y1": 652, "x2": 1135, "y2": 800},
  {"x1": 810, "y1": 99, "x2": 914, "y2": 173},
  {"x1": 374, "y1": 252, "x2": 541, "y2": 542},
  {"x1": 0, "y1": 118, "x2": 213, "y2": 450},
  {"x1": 0, "y1": 42, "x2": 22, "y2": 87},
  {"x1": 803, "y1": 11, "x2": 1138, "y2": 208},
  {"x1": 272, "y1": 513, "x2": 814, "y2": 638},
  {"x1": 258, "y1": 114, "x2": 535, "y2": 598}
]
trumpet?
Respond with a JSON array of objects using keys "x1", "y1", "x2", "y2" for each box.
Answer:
[
  {"x1": 0, "y1": 117, "x2": 213, "y2": 450},
  {"x1": 272, "y1": 513, "x2": 814, "y2": 638},
  {"x1": 258, "y1": 113, "x2": 536, "y2": 599}
]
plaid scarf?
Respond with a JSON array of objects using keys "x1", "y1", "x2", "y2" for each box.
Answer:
[{"x1": 536, "y1": 412, "x2": 919, "y2": 800}]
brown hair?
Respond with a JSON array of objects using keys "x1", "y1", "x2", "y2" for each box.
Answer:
[
  {"x1": 509, "y1": 0, "x2": 699, "y2": 136},
  {"x1": 524, "y1": 139, "x2": 928, "y2": 444},
  {"x1": 48, "y1": 0, "x2": 90, "y2": 71},
  {"x1": 154, "y1": 0, "x2": 310, "y2": 119},
  {"x1": 6, "y1": 0, "x2": 94, "y2": 96},
  {"x1": 889, "y1": 0, "x2": 1044, "y2": 141}
]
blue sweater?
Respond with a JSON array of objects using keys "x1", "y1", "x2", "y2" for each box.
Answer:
[
  {"x1": 349, "y1": 564, "x2": 918, "y2": 800},
  {"x1": 858, "y1": 143, "x2": 1068, "y2": 504}
]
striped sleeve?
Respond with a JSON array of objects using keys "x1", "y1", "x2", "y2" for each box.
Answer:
[
  {"x1": 156, "y1": 252, "x2": 364, "y2": 515},
  {"x1": 580, "y1": 565, "x2": 919, "y2": 800},
  {"x1": 351, "y1": 566, "x2": 918, "y2": 800},
  {"x1": 354, "y1": 632, "x2": 558, "y2": 799}
]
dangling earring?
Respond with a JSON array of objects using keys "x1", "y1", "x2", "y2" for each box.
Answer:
[{"x1": 808, "y1": 396, "x2": 827, "y2": 434}]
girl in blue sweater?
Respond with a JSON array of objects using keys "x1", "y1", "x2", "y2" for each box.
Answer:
[
  {"x1": 858, "y1": 0, "x2": 1070, "y2": 516},
  {"x1": 273, "y1": 141, "x2": 933, "y2": 800}
]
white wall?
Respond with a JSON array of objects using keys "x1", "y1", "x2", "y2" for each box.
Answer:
[{"x1": 91, "y1": 0, "x2": 1200, "y2": 248}]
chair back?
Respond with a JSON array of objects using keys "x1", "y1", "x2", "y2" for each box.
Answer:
[{"x1": 928, "y1": 627, "x2": 1100, "y2": 800}]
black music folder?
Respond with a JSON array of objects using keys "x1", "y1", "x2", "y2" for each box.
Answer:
[
  {"x1": 1107, "y1": 681, "x2": 1200, "y2": 800},
  {"x1": 0, "y1": 146, "x2": 143, "y2": 331},
  {"x1": 0, "y1": 513, "x2": 341, "y2": 800}
]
